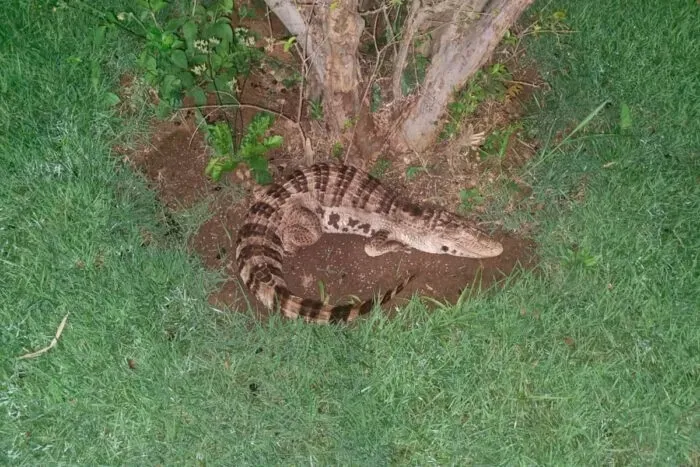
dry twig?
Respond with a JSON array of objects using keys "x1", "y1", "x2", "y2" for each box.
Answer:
[{"x1": 18, "y1": 313, "x2": 69, "y2": 359}]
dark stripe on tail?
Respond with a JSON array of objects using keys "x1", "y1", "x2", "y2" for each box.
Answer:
[
  {"x1": 248, "y1": 201, "x2": 277, "y2": 220},
  {"x1": 287, "y1": 168, "x2": 309, "y2": 194},
  {"x1": 246, "y1": 263, "x2": 284, "y2": 294},
  {"x1": 313, "y1": 163, "x2": 330, "y2": 194},
  {"x1": 236, "y1": 222, "x2": 283, "y2": 248},
  {"x1": 236, "y1": 244, "x2": 283, "y2": 269},
  {"x1": 331, "y1": 165, "x2": 357, "y2": 207},
  {"x1": 354, "y1": 176, "x2": 382, "y2": 209},
  {"x1": 328, "y1": 274, "x2": 414, "y2": 323}
]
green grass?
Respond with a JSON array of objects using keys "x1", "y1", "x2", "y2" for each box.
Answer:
[{"x1": 1, "y1": 0, "x2": 699, "y2": 464}]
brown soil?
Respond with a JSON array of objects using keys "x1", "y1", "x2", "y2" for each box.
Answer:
[{"x1": 117, "y1": 5, "x2": 543, "y2": 319}]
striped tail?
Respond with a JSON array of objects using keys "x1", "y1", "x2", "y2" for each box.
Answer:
[{"x1": 265, "y1": 273, "x2": 414, "y2": 323}]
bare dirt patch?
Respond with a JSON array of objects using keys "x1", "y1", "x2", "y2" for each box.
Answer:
[{"x1": 119, "y1": 7, "x2": 543, "y2": 319}]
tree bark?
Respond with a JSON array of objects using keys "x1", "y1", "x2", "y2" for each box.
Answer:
[
  {"x1": 392, "y1": 0, "x2": 534, "y2": 152},
  {"x1": 322, "y1": 0, "x2": 364, "y2": 135},
  {"x1": 265, "y1": 0, "x2": 326, "y2": 88}
]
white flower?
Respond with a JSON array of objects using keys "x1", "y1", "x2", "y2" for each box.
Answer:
[
  {"x1": 228, "y1": 78, "x2": 239, "y2": 93},
  {"x1": 191, "y1": 64, "x2": 207, "y2": 76},
  {"x1": 194, "y1": 40, "x2": 209, "y2": 53},
  {"x1": 208, "y1": 37, "x2": 220, "y2": 46}
]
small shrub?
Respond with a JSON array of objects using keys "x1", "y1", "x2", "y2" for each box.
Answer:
[
  {"x1": 204, "y1": 113, "x2": 282, "y2": 184},
  {"x1": 440, "y1": 64, "x2": 513, "y2": 141},
  {"x1": 110, "y1": 0, "x2": 261, "y2": 115}
]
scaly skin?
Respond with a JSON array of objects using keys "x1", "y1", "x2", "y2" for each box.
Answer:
[{"x1": 236, "y1": 163, "x2": 503, "y2": 323}]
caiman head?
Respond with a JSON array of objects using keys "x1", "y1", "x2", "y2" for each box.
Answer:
[
  {"x1": 432, "y1": 225, "x2": 503, "y2": 258},
  {"x1": 416, "y1": 210, "x2": 504, "y2": 258}
]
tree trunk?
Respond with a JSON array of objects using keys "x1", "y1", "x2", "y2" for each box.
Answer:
[
  {"x1": 322, "y1": 0, "x2": 364, "y2": 135},
  {"x1": 392, "y1": 0, "x2": 534, "y2": 152},
  {"x1": 264, "y1": 0, "x2": 533, "y2": 160}
]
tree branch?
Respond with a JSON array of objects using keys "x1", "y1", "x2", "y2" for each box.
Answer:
[{"x1": 391, "y1": 0, "x2": 423, "y2": 100}]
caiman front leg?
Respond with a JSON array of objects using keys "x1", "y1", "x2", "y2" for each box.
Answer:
[{"x1": 364, "y1": 229, "x2": 412, "y2": 257}]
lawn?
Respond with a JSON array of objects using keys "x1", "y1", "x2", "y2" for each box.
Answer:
[{"x1": 1, "y1": 0, "x2": 698, "y2": 464}]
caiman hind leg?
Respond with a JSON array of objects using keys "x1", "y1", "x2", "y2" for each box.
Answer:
[
  {"x1": 279, "y1": 205, "x2": 323, "y2": 255},
  {"x1": 364, "y1": 229, "x2": 412, "y2": 257}
]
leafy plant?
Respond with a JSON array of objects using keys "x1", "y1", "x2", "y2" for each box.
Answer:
[
  {"x1": 480, "y1": 122, "x2": 523, "y2": 159},
  {"x1": 204, "y1": 113, "x2": 282, "y2": 184},
  {"x1": 561, "y1": 247, "x2": 599, "y2": 270},
  {"x1": 502, "y1": 29, "x2": 518, "y2": 46},
  {"x1": 331, "y1": 142, "x2": 344, "y2": 159},
  {"x1": 282, "y1": 36, "x2": 297, "y2": 53},
  {"x1": 529, "y1": 9, "x2": 570, "y2": 36},
  {"x1": 237, "y1": 4, "x2": 256, "y2": 19},
  {"x1": 405, "y1": 165, "x2": 427, "y2": 181},
  {"x1": 343, "y1": 117, "x2": 358, "y2": 130},
  {"x1": 309, "y1": 98, "x2": 324, "y2": 120},
  {"x1": 110, "y1": 0, "x2": 261, "y2": 115},
  {"x1": 369, "y1": 158, "x2": 391, "y2": 179},
  {"x1": 440, "y1": 64, "x2": 513, "y2": 141}
]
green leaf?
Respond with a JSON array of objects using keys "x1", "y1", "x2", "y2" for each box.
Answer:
[
  {"x1": 162, "y1": 73, "x2": 180, "y2": 91},
  {"x1": 103, "y1": 92, "x2": 121, "y2": 107},
  {"x1": 215, "y1": 38, "x2": 231, "y2": 56},
  {"x1": 170, "y1": 49, "x2": 188, "y2": 69},
  {"x1": 155, "y1": 100, "x2": 172, "y2": 119},
  {"x1": 210, "y1": 53, "x2": 223, "y2": 71},
  {"x1": 208, "y1": 122, "x2": 234, "y2": 156},
  {"x1": 283, "y1": 36, "x2": 296, "y2": 53},
  {"x1": 150, "y1": 0, "x2": 168, "y2": 14},
  {"x1": 205, "y1": 158, "x2": 219, "y2": 179},
  {"x1": 263, "y1": 135, "x2": 283, "y2": 148},
  {"x1": 164, "y1": 17, "x2": 185, "y2": 33},
  {"x1": 93, "y1": 25, "x2": 107, "y2": 47},
  {"x1": 189, "y1": 86, "x2": 207, "y2": 106},
  {"x1": 620, "y1": 102, "x2": 632, "y2": 131},
  {"x1": 247, "y1": 155, "x2": 272, "y2": 185},
  {"x1": 182, "y1": 21, "x2": 198, "y2": 45},
  {"x1": 190, "y1": 53, "x2": 208, "y2": 65},
  {"x1": 238, "y1": 5, "x2": 254, "y2": 19},
  {"x1": 205, "y1": 156, "x2": 237, "y2": 182},
  {"x1": 210, "y1": 22, "x2": 233, "y2": 43},
  {"x1": 90, "y1": 61, "x2": 101, "y2": 89},
  {"x1": 219, "y1": 0, "x2": 234, "y2": 14},
  {"x1": 140, "y1": 53, "x2": 157, "y2": 73},
  {"x1": 213, "y1": 75, "x2": 231, "y2": 93},
  {"x1": 193, "y1": 4, "x2": 207, "y2": 18},
  {"x1": 179, "y1": 71, "x2": 195, "y2": 89},
  {"x1": 161, "y1": 31, "x2": 176, "y2": 49}
]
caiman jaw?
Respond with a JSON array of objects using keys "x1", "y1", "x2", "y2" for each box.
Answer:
[{"x1": 464, "y1": 231, "x2": 504, "y2": 258}]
